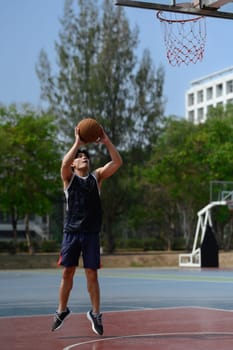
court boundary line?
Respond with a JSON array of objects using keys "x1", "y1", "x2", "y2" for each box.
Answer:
[
  {"x1": 1, "y1": 305, "x2": 233, "y2": 319},
  {"x1": 62, "y1": 331, "x2": 233, "y2": 350}
]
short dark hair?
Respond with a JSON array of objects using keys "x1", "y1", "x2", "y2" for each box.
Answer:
[{"x1": 75, "y1": 148, "x2": 90, "y2": 159}]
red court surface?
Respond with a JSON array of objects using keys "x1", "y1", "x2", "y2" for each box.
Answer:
[{"x1": 1, "y1": 307, "x2": 233, "y2": 350}]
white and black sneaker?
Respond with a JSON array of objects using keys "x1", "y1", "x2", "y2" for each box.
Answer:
[
  {"x1": 87, "y1": 310, "x2": 103, "y2": 335},
  {"x1": 51, "y1": 307, "x2": 71, "y2": 331}
]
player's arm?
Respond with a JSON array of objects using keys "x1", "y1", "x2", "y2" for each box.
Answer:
[
  {"x1": 95, "y1": 128, "x2": 123, "y2": 186},
  {"x1": 61, "y1": 127, "x2": 85, "y2": 188}
]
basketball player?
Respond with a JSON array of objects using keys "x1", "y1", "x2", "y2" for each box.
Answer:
[{"x1": 51, "y1": 125, "x2": 122, "y2": 335}]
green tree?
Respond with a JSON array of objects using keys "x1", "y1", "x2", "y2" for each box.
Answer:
[
  {"x1": 36, "y1": 0, "x2": 165, "y2": 252},
  {"x1": 0, "y1": 104, "x2": 62, "y2": 253},
  {"x1": 140, "y1": 109, "x2": 233, "y2": 250}
]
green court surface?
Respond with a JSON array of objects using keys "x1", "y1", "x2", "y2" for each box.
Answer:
[{"x1": 0, "y1": 267, "x2": 233, "y2": 317}]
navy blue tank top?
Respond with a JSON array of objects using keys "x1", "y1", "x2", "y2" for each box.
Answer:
[{"x1": 63, "y1": 173, "x2": 102, "y2": 234}]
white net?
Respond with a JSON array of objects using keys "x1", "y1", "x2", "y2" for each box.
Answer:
[{"x1": 157, "y1": 11, "x2": 206, "y2": 66}]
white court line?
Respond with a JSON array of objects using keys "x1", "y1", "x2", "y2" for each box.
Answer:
[
  {"x1": 1, "y1": 305, "x2": 233, "y2": 319},
  {"x1": 63, "y1": 332, "x2": 233, "y2": 350}
]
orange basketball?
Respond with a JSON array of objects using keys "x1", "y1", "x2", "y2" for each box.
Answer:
[{"x1": 77, "y1": 118, "x2": 103, "y2": 143}]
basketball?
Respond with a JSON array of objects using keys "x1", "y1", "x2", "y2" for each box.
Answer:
[{"x1": 77, "y1": 118, "x2": 103, "y2": 143}]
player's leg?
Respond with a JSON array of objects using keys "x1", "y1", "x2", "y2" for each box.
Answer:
[
  {"x1": 58, "y1": 266, "x2": 76, "y2": 312},
  {"x1": 51, "y1": 266, "x2": 75, "y2": 331},
  {"x1": 82, "y1": 232, "x2": 103, "y2": 335},
  {"x1": 85, "y1": 268, "x2": 103, "y2": 335},
  {"x1": 51, "y1": 233, "x2": 81, "y2": 331},
  {"x1": 85, "y1": 268, "x2": 100, "y2": 314}
]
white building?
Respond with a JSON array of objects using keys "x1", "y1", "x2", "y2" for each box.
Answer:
[{"x1": 186, "y1": 66, "x2": 233, "y2": 124}]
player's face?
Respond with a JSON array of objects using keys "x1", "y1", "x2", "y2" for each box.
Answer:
[{"x1": 73, "y1": 152, "x2": 90, "y2": 170}]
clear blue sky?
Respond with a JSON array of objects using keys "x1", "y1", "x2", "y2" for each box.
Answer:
[{"x1": 1, "y1": 0, "x2": 233, "y2": 118}]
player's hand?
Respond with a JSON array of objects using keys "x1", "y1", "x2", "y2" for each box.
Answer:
[
  {"x1": 97, "y1": 126, "x2": 109, "y2": 144},
  {"x1": 75, "y1": 126, "x2": 86, "y2": 145}
]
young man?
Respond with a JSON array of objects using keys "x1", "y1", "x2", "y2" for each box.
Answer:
[{"x1": 51, "y1": 125, "x2": 122, "y2": 335}]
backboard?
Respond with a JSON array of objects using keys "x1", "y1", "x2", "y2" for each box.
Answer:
[{"x1": 115, "y1": 0, "x2": 233, "y2": 19}]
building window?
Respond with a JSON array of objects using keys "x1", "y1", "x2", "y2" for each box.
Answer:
[
  {"x1": 226, "y1": 80, "x2": 233, "y2": 94},
  {"x1": 216, "y1": 83, "x2": 223, "y2": 97},
  {"x1": 197, "y1": 107, "x2": 204, "y2": 122},
  {"x1": 197, "y1": 90, "x2": 204, "y2": 103},
  {"x1": 188, "y1": 110, "x2": 194, "y2": 122},
  {"x1": 206, "y1": 87, "x2": 213, "y2": 100},
  {"x1": 188, "y1": 93, "x2": 194, "y2": 106}
]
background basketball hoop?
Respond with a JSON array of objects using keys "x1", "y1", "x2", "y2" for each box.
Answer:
[{"x1": 157, "y1": 9, "x2": 206, "y2": 66}]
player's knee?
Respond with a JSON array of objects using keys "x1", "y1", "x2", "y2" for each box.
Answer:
[
  {"x1": 62, "y1": 266, "x2": 76, "y2": 280},
  {"x1": 85, "y1": 268, "x2": 98, "y2": 283}
]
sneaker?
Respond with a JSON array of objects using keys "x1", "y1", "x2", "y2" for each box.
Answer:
[
  {"x1": 87, "y1": 310, "x2": 103, "y2": 335},
  {"x1": 51, "y1": 307, "x2": 71, "y2": 331}
]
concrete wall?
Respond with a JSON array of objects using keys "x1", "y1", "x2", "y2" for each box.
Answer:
[{"x1": 1, "y1": 251, "x2": 233, "y2": 269}]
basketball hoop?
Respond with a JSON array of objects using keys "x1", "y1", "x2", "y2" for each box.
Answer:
[{"x1": 157, "y1": 7, "x2": 206, "y2": 66}]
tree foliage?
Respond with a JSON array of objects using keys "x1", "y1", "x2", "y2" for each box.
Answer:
[
  {"x1": 36, "y1": 0, "x2": 165, "y2": 252},
  {"x1": 138, "y1": 106, "x2": 233, "y2": 250},
  {"x1": 2, "y1": 1, "x2": 233, "y2": 254},
  {"x1": 0, "y1": 104, "x2": 62, "y2": 252},
  {"x1": 36, "y1": 0, "x2": 165, "y2": 146}
]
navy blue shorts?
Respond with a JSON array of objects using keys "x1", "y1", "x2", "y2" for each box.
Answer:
[{"x1": 58, "y1": 232, "x2": 101, "y2": 269}]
